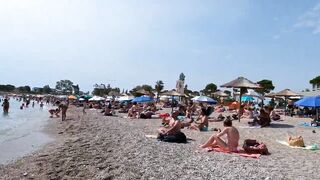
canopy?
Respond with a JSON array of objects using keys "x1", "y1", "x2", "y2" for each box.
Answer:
[
  {"x1": 241, "y1": 96, "x2": 255, "y2": 102},
  {"x1": 221, "y1": 77, "x2": 261, "y2": 89},
  {"x1": 294, "y1": 96, "x2": 320, "y2": 107},
  {"x1": 213, "y1": 91, "x2": 229, "y2": 97},
  {"x1": 192, "y1": 96, "x2": 217, "y2": 104},
  {"x1": 132, "y1": 96, "x2": 154, "y2": 103},
  {"x1": 89, "y1": 96, "x2": 105, "y2": 101},
  {"x1": 274, "y1": 89, "x2": 300, "y2": 97},
  {"x1": 117, "y1": 96, "x2": 134, "y2": 102},
  {"x1": 161, "y1": 90, "x2": 184, "y2": 97}
]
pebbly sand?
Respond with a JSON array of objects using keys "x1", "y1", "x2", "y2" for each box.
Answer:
[{"x1": 1, "y1": 106, "x2": 320, "y2": 179}]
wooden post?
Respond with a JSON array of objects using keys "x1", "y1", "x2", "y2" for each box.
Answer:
[{"x1": 239, "y1": 90, "x2": 242, "y2": 122}]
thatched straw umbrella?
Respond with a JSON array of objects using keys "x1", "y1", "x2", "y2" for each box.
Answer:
[
  {"x1": 221, "y1": 77, "x2": 261, "y2": 122},
  {"x1": 274, "y1": 89, "x2": 300, "y2": 115},
  {"x1": 162, "y1": 90, "x2": 185, "y2": 113}
]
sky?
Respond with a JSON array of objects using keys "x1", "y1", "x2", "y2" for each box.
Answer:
[{"x1": 0, "y1": 0, "x2": 320, "y2": 93}]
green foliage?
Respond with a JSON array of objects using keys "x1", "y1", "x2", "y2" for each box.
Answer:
[
  {"x1": 155, "y1": 80, "x2": 164, "y2": 101},
  {"x1": 255, "y1": 79, "x2": 275, "y2": 95},
  {"x1": 56, "y1": 80, "x2": 74, "y2": 94},
  {"x1": 224, "y1": 90, "x2": 231, "y2": 96},
  {"x1": 43, "y1": 85, "x2": 52, "y2": 94},
  {"x1": 179, "y1": 73, "x2": 185, "y2": 81},
  {"x1": 92, "y1": 83, "x2": 120, "y2": 96},
  {"x1": 130, "y1": 84, "x2": 153, "y2": 97},
  {"x1": 0, "y1": 84, "x2": 16, "y2": 92},
  {"x1": 310, "y1": 76, "x2": 320, "y2": 89},
  {"x1": 202, "y1": 83, "x2": 217, "y2": 96},
  {"x1": 17, "y1": 86, "x2": 31, "y2": 93}
]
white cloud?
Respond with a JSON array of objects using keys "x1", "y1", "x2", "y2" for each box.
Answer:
[{"x1": 294, "y1": 3, "x2": 320, "y2": 34}]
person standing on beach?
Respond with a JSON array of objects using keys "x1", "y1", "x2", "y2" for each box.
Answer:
[
  {"x1": 2, "y1": 98, "x2": 10, "y2": 113},
  {"x1": 59, "y1": 102, "x2": 69, "y2": 121},
  {"x1": 82, "y1": 101, "x2": 87, "y2": 115}
]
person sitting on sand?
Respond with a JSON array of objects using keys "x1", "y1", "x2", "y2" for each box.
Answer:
[
  {"x1": 200, "y1": 119, "x2": 240, "y2": 152},
  {"x1": 269, "y1": 106, "x2": 280, "y2": 121},
  {"x1": 241, "y1": 107, "x2": 254, "y2": 119},
  {"x1": 158, "y1": 111, "x2": 182, "y2": 135},
  {"x1": 128, "y1": 102, "x2": 139, "y2": 118},
  {"x1": 249, "y1": 107, "x2": 271, "y2": 127},
  {"x1": 189, "y1": 108, "x2": 209, "y2": 131}
]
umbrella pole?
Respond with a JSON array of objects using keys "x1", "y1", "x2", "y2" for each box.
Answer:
[
  {"x1": 239, "y1": 91, "x2": 242, "y2": 122},
  {"x1": 171, "y1": 95, "x2": 174, "y2": 114}
]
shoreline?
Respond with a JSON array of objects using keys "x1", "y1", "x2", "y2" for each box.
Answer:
[{"x1": 0, "y1": 106, "x2": 320, "y2": 179}]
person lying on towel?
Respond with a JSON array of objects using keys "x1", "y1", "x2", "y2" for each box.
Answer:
[{"x1": 200, "y1": 119, "x2": 240, "y2": 152}]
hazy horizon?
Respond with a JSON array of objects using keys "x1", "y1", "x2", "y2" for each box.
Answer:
[{"x1": 1, "y1": 0, "x2": 320, "y2": 93}]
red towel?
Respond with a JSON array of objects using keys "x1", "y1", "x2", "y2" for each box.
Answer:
[{"x1": 206, "y1": 146, "x2": 261, "y2": 159}]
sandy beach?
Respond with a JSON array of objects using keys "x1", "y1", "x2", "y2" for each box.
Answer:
[{"x1": 0, "y1": 106, "x2": 320, "y2": 179}]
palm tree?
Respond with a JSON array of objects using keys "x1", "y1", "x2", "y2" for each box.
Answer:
[{"x1": 155, "y1": 80, "x2": 164, "y2": 102}]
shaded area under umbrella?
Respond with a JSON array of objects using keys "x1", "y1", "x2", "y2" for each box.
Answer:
[
  {"x1": 221, "y1": 77, "x2": 261, "y2": 122},
  {"x1": 295, "y1": 96, "x2": 320, "y2": 121},
  {"x1": 274, "y1": 89, "x2": 300, "y2": 115},
  {"x1": 161, "y1": 90, "x2": 185, "y2": 113}
]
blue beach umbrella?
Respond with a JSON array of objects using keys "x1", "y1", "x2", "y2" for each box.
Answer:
[
  {"x1": 132, "y1": 96, "x2": 154, "y2": 103},
  {"x1": 294, "y1": 96, "x2": 320, "y2": 107},
  {"x1": 295, "y1": 96, "x2": 320, "y2": 120},
  {"x1": 241, "y1": 96, "x2": 255, "y2": 102}
]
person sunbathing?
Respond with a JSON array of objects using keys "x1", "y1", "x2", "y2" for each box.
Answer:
[
  {"x1": 189, "y1": 108, "x2": 209, "y2": 131},
  {"x1": 158, "y1": 111, "x2": 182, "y2": 135},
  {"x1": 128, "y1": 102, "x2": 139, "y2": 118},
  {"x1": 208, "y1": 114, "x2": 225, "y2": 122},
  {"x1": 241, "y1": 107, "x2": 254, "y2": 119},
  {"x1": 200, "y1": 119, "x2": 240, "y2": 152}
]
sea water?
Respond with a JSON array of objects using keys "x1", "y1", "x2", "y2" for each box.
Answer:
[{"x1": 0, "y1": 98, "x2": 53, "y2": 165}]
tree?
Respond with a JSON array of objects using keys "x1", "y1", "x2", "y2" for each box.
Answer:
[
  {"x1": 17, "y1": 86, "x2": 31, "y2": 93},
  {"x1": 255, "y1": 79, "x2": 275, "y2": 105},
  {"x1": 202, "y1": 83, "x2": 217, "y2": 97},
  {"x1": 43, "y1": 85, "x2": 52, "y2": 94},
  {"x1": 56, "y1": 80, "x2": 74, "y2": 94},
  {"x1": 179, "y1": 73, "x2": 185, "y2": 81},
  {"x1": 155, "y1": 80, "x2": 164, "y2": 101},
  {"x1": 224, "y1": 90, "x2": 231, "y2": 96},
  {"x1": 0, "y1": 84, "x2": 16, "y2": 92},
  {"x1": 130, "y1": 84, "x2": 153, "y2": 97},
  {"x1": 310, "y1": 76, "x2": 320, "y2": 90}
]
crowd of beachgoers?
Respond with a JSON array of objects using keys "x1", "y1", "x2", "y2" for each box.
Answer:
[{"x1": 1, "y1": 91, "x2": 320, "y2": 179}]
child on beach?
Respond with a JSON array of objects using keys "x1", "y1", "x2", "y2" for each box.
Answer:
[{"x1": 200, "y1": 119, "x2": 240, "y2": 152}]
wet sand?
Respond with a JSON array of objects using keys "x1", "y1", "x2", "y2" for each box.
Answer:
[{"x1": 0, "y1": 106, "x2": 320, "y2": 179}]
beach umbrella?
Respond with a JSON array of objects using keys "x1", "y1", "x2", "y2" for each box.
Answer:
[
  {"x1": 89, "y1": 96, "x2": 105, "y2": 101},
  {"x1": 79, "y1": 98, "x2": 85, "y2": 101},
  {"x1": 241, "y1": 96, "x2": 255, "y2": 102},
  {"x1": 132, "y1": 96, "x2": 154, "y2": 103},
  {"x1": 162, "y1": 90, "x2": 185, "y2": 113},
  {"x1": 68, "y1": 95, "x2": 77, "y2": 100},
  {"x1": 274, "y1": 89, "x2": 300, "y2": 115},
  {"x1": 117, "y1": 96, "x2": 134, "y2": 102},
  {"x1": 265, "y1": 92, "x2": 276, "y2": 98},
  {"x1": 136, "y1": 89, "x2": 155, "y2": 97},
  {"x1": 295, "y1": 96, "x2": 320, "y2": 120},
  {"x1": 213, "y1": 91, "x2": 229, "y2": 97},
  {"x1": 221, "y1": 77, "x2": 261, "y2": 122},
  {"x1": 192, "y1": 96, "x2": 217, "y2": 104}
]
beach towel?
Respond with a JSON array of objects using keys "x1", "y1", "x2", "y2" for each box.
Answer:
[
  {"x1": 204, "y1": 146, "x2": 261, "y2": 159},
  {"x1": 239, "y1": 125, "x2": 261, "y2": 129},
  {"x1": 298, "y1": 122, "x2": 320, "y2": 128},
  {"x1": 276, "y1": 140, "x2": 318, "y2": 150}
]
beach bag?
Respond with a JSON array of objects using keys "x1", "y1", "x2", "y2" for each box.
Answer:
[
  {"x1": 157, "y1": 132, "x2": 187, "y2": 143},
  {"x1": 288, "y1": 136, "x2": 305, "y2": 147},
  {"x1": 243, "y1": 139, "x2": 269, "y2": 155}
]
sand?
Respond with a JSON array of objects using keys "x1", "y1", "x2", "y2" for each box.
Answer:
[{"x1": 1, "y1": 106, "x2": 320, "y2": 179}]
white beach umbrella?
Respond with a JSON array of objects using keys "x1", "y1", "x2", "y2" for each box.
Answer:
[{"x1": 89, "y1": 96, "x2": 105, "y2": 101}]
